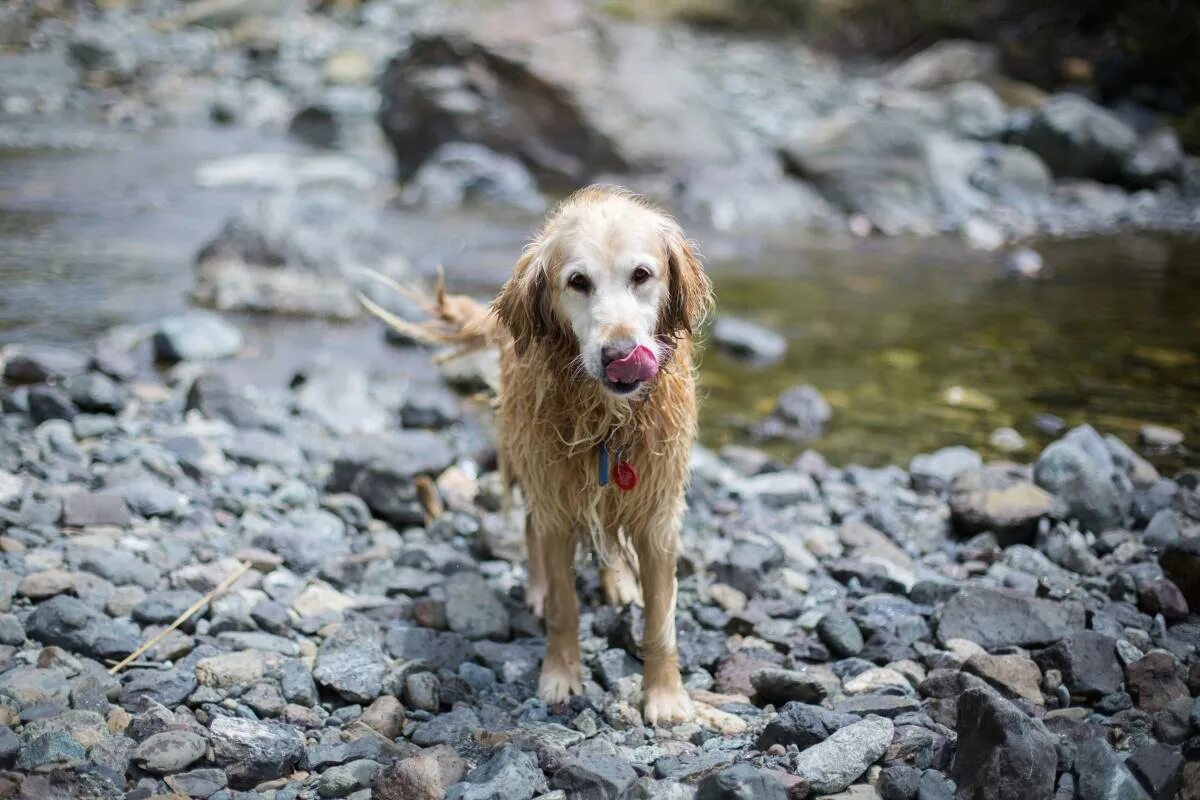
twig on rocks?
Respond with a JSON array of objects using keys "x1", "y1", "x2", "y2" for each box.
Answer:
[{"x1": 108, "y1": 560, "x2": 253, "y2": 675}]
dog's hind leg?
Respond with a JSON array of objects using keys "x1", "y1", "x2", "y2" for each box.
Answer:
[
  {"x1": 524, "y1": 511, "x2": 547, "y2": 617},
  {"x1": 632, "y1": 512, "x2": 692, "y2": 726},
  {"x1": 537, "y1": 521, "x2": 582, "y2": 705}
]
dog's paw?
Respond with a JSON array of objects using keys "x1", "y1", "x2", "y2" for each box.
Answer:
[
  {"x1": 525, "y1": 583, "x2": 547, "y2": 618},
  {"x1": 600, "y1": 563, "x2": 642, "y2": 607},
  {"x1": 538, "y1": 660, "x2": 582, "y2": 705},
  {"x1": 643, "y1": 683, "x2": 693, "y2": 727}
]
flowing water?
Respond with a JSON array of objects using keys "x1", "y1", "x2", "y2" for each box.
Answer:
[{"x1": 2, "y1": 118, "x2": 1198, "y2": 469}]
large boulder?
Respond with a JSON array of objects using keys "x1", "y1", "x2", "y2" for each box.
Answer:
[
  {"x1": 194, "y1": 191, "x2": 412, "y2": 319},
  {"x1": 378, "y1": 0, "x2": 744, "y2": 188},
  {"x1": 937, "y1": 586, "x2": 1085, "y2": 650},
  {"x1": 1020, "y1": 93, "x2": 1138, "y2": 185}
]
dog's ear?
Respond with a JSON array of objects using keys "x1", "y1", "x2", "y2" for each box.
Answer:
[
  {"x1": 658, "y1": 224, "x2": 713, "y2": 339},
  {"x1": 493, "y1": 243, "x2": 558, "y2": 356}
]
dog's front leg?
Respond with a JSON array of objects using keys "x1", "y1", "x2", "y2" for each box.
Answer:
[
  {"x1": 537, "y1": 524, "x2": 582, "y2": 704},
  {"x1": 635, "y1": 517, "x2": 693, "y2": 726}
]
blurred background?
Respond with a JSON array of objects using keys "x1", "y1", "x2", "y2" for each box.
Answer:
[{"x1": 1, "y1": 0, "x2": 1198, "y2": 469}]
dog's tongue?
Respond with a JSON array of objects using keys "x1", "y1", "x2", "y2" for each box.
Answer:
[{"x1": 606, "y1": 345, "x2": 659, "y2": 384}]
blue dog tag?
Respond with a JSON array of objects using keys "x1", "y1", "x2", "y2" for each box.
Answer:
[{"x1": 598, "y1": 442, "x2": 609, "y2": 487}]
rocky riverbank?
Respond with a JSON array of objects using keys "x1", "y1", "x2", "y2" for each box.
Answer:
[{"x1": 0, "y1": 314, "x2": 1197, "y2": 800}]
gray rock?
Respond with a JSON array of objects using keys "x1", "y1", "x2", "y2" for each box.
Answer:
[
  {"x1": 711, "y1": 317, "x2": 787, "y2": 365},
  {"x1": 696, "y1": 763, "x2": 788, "y2": 800},
  {"x1": 1159, "y1": 536, "x2": 1200, "y2": 608},
  {"x1": 1034, "y1": 631, "x2": 1122, "y2": 699},
  {"x1": 25, "y1": 595, "x2": 141, "y2": 660},
  {"x1": 1125, "y1": 128, "x2": 1185, "y2": 188},
  {"x1": 910, "y1": 446, "x2": 982, "y2": 495},
  {"x1": 402, "y1": 143, "x2": 547, "y2": 213},
  {"x1": 792, "y1": 715, "x2": 893, "y2": 795},
  {"x1": 752, "y1": 384, "x2": 832, "y2": 441},
  {"x1": 1125, "y1": 743, "x2": 1184, "y2": 800},
  {"x1": 404, "y1": 672, "x2": 441, "y2": 712},
  {"x1": 119, "y1": 667, "x2": 197, "y2": 708},
  {"x1": 755, "y1": 702, "x2": 861, "y2": 750},
  {"x1": 313, "y1": 620, "x2": 386, "y2": 703},
  {"x1": 551, "y1": 755, "x2": 638, "y2": 800},
  {"x1": 953, "y1": 689, "x2": 1056, "y2": 800},
  {"x1": 943, "y1": 81, "x2": 1007, "y2": 140},
  {"x1": 15, "y1": 730, "x2": 86, "y2": 770},
  {"x1": 195, "y1": 191, "x2": 411, "y2": 319},
  {"x1": 118, "y1": 479, "x2": 186, "y2": 518},
  {"x1": 937, "y1": 586, "x2": 1085, "y2": 650},
  {"x1": 63, "y1": 372, "x2": 127, "y2": 414},
  {"x1": 444, "y1": 572, "x2": 510, "y2": 641},
  {"x1": 2, "y1": 345, "x2": 88, "y2": 383},
  {"x1": 877, "y1": 764, "x2": 921, "y2": 800},
  {"x1": 132, "y1": 729, "x2": 208, "y2": 774},
  {"x1": 817, "y1": 610, "x2": 864, "y2": 657},
  {"x1": 446, "y1": 745, "x2": 546, "y2": 800},
  {"x1": 676, "y1": 161, "x2": 842, "y2": 232},
  {"x1": 165, "y1": 769, "x2": 228, "y2": 798},
  {"x1": 224, "y1": 429, "x2": 303, "y2": 469},
  {"x1": 153, "y1": 312, "x2": 243, "y2": 361},
  {"x1": 133, "y1": 589, "x2": 204, "y2": 626},
  {"x1": 1034, "y1": 425, "x2": 1132, "y2": 532},
  {"x1": 0, "y1": 666, "x2": 71, "y2": 706},
  {"x1": 0, "y1": 613, "x2": 24, "y2": 645},
  {"x1": 1021, "y1": 93, "x2": 1138, "y2": 184},
  {"x1": 1125, "y1": 651, "x2": 1189, "y2": 713},
  {"x1": 28, "y1": 385, "x2": 79, "y2": 423},
  {"x1": 186, "y1": 373, "x2": 266, "y2": 428},
  {"x1": 208, "y1": 714, "x2": 305, "y2": 789},
  {"x1": 1073, "y1": 738, "x2": 1151, "y2": 800},
  {"x1": 67, "y1": 544, "x2": 160, "y2": 589},
  {"x1": 410, "y1": 707, "x2": 481, "y2": 747},
  {"x1": 386, "y1": 626, "x2": 472, "y2": 672},
  {"x1": 0, "y1": 726, "x2": 16, "y2": 769},
  {"x1": 319, "y1": 758, "x2": 383, "y2": 798},
  {"x1": 949, "y1": 466, "x2": 1058, "y2": 543},
  {"x1": 917, "y1": 770, "x2": 956, "y2": 800}
]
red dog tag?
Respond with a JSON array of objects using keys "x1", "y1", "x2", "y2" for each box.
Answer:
[{"x1": 613, "y1": 461, "x2": 637, "y2": 491}]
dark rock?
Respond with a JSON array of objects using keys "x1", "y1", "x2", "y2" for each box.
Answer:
[
  {"x1": 63, "y1": 372, "x2": 127, "y2": 414},
  {"x1": 446, "y1": 745, "x2": 546, "y2": 800},
  {"x1": 378, "y1": 7, "x2": 740, "y2": 187},
  {"x1": 313, "y1": 619, "x2": 386, "y2": 703},
  {"x1": 1020, "y1": 93, "x2": 1138, "y2": 184},
  {"x1": 0, "y1": 726, "x2": 17, "y2": 769},
  {"x1": 877, "y1": 764, "x2": 921, "y2": 800},
  {"x1": 835, "y1": 695, "x2": 921, "y2": 717},
  {"x1": 319, "y1": 758, "x2": 383, "y2": 797},
  {"x1": 1125, "y1": 129, "x2": 1185, "y2": 188},
  {"x1": 306, "y1": 737, "x2": 383, "y2": 770},
  {"x1": 25, "y1": 595, "x2": 141, "y2": 660},
  {"x1": 817, "y1": 609, "x2": 864, "y2": 657},
  {"x1": 749, "y1": 667, "x2": 833, "y2": 706},
  {"x1": 1159, "y1": 537, "x2": 1200, "y2": 609},
  {"x1": 401, "y1": 385, "x2": 463, "y2": 429},
  {"x1": 752, "y1": 384, "x2": 832, "y2": 441},
  {"x1": 937, "y1": 586, "x2": 1085, "y2": 649},
  {"x1": 66, "y1": 544, "x2": 160, "y2": 589},
  {"x1": 165, "y1": 768, "x2": 228, "y2": 798},
  {"x1": 28, "y1": 385, "x2": 79, "y2": 423},
  {"x1": 1073, "y1": 738, "x2": 1151, "y2": 800},
  {"x1": 1126, "y1": 652, "x2": 1189, "y2": 713},
  {"x1": 711, "y1": 317, "x2": 787, "y2": 365},
  {"x1": 61, "y1": 491, "x2": 132, "y2": 528},
  {"x1": 386, "y1": 626, "x2": 472, "y2": 672},
  {"x1": 15, "y1": 730, "x2": 86, "y2": 770},
  {"x1": 713, "y1": 648, "x2": 784, "y2": 696},
  {"x1": 754, "y1": 702, "x2": 861, "y2": 750},
  {"x1": 917, "y1": 769, "x2": 956, "y2": 800},
  {"x1": 119, "y1": 667, "x2": 196, "y2": 709},
  {"x1": 404, "y1": 672, "x2": 441, "y2": 712},
  {"x1": 185, "y1": 373, "x2": 265, "y2": 428},
  {"x1": 3, "y1": 345, "x2": 88, "y2": 383},
  {"x1": 444, "y1": 572, "x2": 510, "y2": 641},
  {"x1": 551, "y1": 755, "x2": 638, "y2": 800},
  {"x1": 952, "y1": 688, "x2": 1056, "y2": 800},
  {"x1": 1034, "y1": 631, "x2": 1123, "y2": 699},
  {"x1": 410, "y1": 707, "x2": 481, "y2": 747},
  {"x1": 948, "y1": 466, "x2": 1058, "y2": 542},
  {"x1": 1126, "y1": 743, "x2": 1184, "y2": 800},
  {"x1": 224, "y1": 429, "x2": 303, "y2": 470},
  {"x1": 132, "y1": 589, "x2": 204, "y2": 627},
  {"x1": 208, "y1": 714, "x2": 305, "y2": 790},
  {"x1": 696, "y1": 763, "x2": 788, "y2": 800},
  {"x1": 1137, "y1": 578, "x2": 1189, "y2": 620}
]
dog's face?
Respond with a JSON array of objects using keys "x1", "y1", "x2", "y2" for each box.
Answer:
[{"x1": 494, "y1": 188, "x2": 712, "y2": 398}]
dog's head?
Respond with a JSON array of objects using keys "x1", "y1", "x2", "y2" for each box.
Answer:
[{"x1": 494, "y1": 186, "x2": 712, "y2": 397}]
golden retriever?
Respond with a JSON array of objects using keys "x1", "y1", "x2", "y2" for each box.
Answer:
[{"x1": 367, "y1": 185, "x2": 712, "y2": 725}]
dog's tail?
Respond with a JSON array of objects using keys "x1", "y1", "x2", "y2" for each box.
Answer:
[{"x1": 353, "y1": 267, "x2": 498, "y2": 355}]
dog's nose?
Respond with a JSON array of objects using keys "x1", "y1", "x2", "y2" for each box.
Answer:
[{"x1": 600, "y1": 342, "x2": 636, "y2": 367}]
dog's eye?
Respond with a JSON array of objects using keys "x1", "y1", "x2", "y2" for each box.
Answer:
[
  {"x1": 631, "y1": 266, "x2": 652, "y2": 286},
  {"x1": 567, "y1": 273, "x2": 592, "y2": 293}
]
